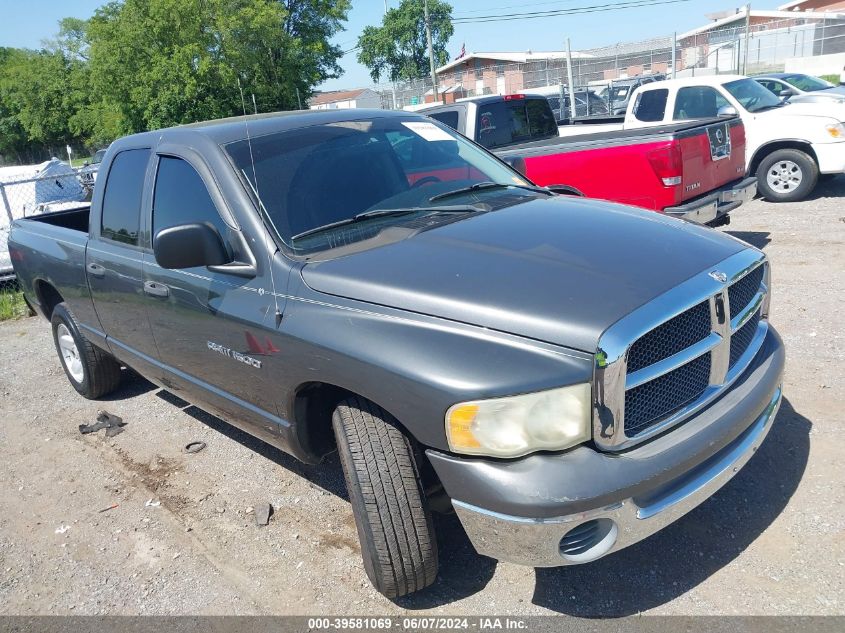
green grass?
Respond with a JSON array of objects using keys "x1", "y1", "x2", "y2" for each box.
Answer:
[
  {"x1": 0, "y1": 291, "x2": 29, "y2": 321},
  {"x1": 820, "y1": 74, "x2": 841, "y2": 85}
]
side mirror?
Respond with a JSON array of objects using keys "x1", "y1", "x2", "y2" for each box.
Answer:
[
  {"x1": 779, "y1": 89, "x2": 794, "y2": 99},
  {"x1": 82, "y1": 161, "x2": 90, "y2": 167},
  {"x1": 153, "y1": 223, "x2": 231, "y2": 269},
  {"x1": 717, "y1": 105, "x2": 738, "y2": 117}
]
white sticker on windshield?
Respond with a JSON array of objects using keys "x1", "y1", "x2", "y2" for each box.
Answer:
[{"x1": 401, "y1": 121, "x2": 454, "y2": 142}]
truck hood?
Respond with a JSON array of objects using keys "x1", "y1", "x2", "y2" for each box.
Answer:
[
  {"x1": 760, "y1": 100, "x2": 845, "y2": 121},
  {"x1": 300, "y1": 197, "x2": 746, "y2": 352}
]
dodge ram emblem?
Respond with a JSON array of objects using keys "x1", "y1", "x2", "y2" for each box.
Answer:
[{"x1": 709, "y1": 270, "x2": 728, "y2": 283}]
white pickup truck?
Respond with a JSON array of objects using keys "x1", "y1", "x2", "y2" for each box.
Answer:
[{"x1": 623, "y1": 74, "x2": 845, "y2": 202}]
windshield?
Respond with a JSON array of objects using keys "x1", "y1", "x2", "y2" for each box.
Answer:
[
  {"x1": 723, "y1": 78, "x2": 783, "y2": 112},
  {"x1": 609, "y1": 86, "x2": 631, "y2": 102},
  {"x1": 92, "y1": 149, "x2": 107, "y2": 164},
  {"x1": 781, "y1": 73, "x2": 835, "y2": 92},
  {"x1": 225, "y1": 117, "x2": 537, "y2": 254}
]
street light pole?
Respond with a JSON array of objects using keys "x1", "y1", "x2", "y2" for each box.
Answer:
[{"x1": 425, "y1": 0, "x2": 440, "y2": 103}]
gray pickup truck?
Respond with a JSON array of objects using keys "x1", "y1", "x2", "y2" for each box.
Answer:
[{"x1": 9, "y1": 109, "x2": 784, "y2": 599}]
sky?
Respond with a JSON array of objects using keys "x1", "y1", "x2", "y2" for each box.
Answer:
[{"x1": 1, "y1": 0, "x2": 786, "y2": 90}]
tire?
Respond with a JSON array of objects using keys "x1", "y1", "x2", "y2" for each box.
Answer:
[
  {"x1": 756, "y1": 149, "x2": 818, "y2": 202},
  {"x1": 51, "y1": 302, "x2": 121, "y2": 399},
  {"x1": 332, "y1": 397, "x2": 438, "y2": 598}
]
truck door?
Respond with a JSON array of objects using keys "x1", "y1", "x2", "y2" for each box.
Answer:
[
  {"x1": 86, "y1": 147, "x2": 160, "y2": 369},
  {"x1": 141, "y1": 153, "x2": 286, "y2": 438}
]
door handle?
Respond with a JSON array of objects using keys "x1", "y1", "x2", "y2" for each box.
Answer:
[
  {"x1": 86, "y1": 262, "x2": 105, "y2": 278},
  {"x1": 143, "y1": 281, "x2": 170, "y2": 298}
]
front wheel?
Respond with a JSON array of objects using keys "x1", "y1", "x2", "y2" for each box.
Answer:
[
  {"x1": 51, "y1": 303, "x2": 121, "y2": 399},
  {"x1": 756, "y1": 149, "x2": 818, "y2": 202},
  {"x1": 333, "y1": 397, "x2": 438, "y2": 598}
]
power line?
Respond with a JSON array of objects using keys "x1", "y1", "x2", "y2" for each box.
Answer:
[
  {"x1": 452, "y1": 0, "x2": 693, "y2": 24},
  {"x1": 453, "y1": 0, "x2": 606, "y2": 17}
]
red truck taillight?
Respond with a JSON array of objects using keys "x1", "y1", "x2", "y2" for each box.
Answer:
[{"x1": 646, "y1": 145, "x2": 683, "y2": 187}]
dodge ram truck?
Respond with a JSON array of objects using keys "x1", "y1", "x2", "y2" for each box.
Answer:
[
  {"x1": 9, "y1": 109, "x2": 784, "y2": 599},
  {"x1": 420, "y1": 94, "x2": 756, "y2": 226}
]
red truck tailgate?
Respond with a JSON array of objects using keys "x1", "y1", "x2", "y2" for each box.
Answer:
[{"x1": 675, "y1": 118, "x2": 746, "y2": 205}]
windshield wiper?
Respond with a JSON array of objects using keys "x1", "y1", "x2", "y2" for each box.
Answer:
[
  {"x1": 751, "y1": 102, "x2": 787, "y2": 112},
  {"x1": 429, "y1": 181, "x2": 551, "y2": 202},
  {"x1": 290, "y1": 205, "x2": 482, "y2": 241}
]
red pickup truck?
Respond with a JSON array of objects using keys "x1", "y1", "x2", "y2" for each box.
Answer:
[{"x1": 420, "y1": 94, "x2": 757, "y2": 225}]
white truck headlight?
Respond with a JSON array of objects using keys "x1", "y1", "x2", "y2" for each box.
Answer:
[{"x1": 445, "y1": 383, "x2": 592, "y2": 458}]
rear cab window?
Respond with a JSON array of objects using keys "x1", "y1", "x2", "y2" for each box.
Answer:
[
  {"x1": 475, "y1": 98, "x2": 558, "y2": 149},
  {"x1": 100, "y1": 149, "x2": 151, "y2": 246},
  {"x1": 632, "y1": 88, "x2": 668, "y2": 122},
  {"x1": 427, "y1": 110, "x2": 460, "y2": 132}
]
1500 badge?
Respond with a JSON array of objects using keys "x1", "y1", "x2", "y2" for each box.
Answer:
[{"x1": 207, "y1": 341, "x2": 262, "y2": 369}]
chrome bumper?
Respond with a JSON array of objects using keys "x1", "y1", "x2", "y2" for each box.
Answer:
[
  {"x1": 665, "y1": 177, "x2": 757, "y2": 224},
  {"x1": 452, "y1": 385, "x2": 782, "y2": 568}
]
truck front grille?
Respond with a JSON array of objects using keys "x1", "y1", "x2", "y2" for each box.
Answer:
[
  {"x1": 728, "y1": 264, "x2": 764, "y2": 320},
  {"x1": 624, "y1": 352, "x2": 711, "y2": 436},
  {"x1": 730, "y1": 309, "x2": 761, "y2": 368},
  {"x1": 627, "y1": 301, "x2": 711, "y2": 373},
  {"x1": 595, "y1": 251, "x2": 769, "y2": 450}
]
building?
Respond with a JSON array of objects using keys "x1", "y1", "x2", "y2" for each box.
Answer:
[
  {"x1": 433, "y1": 51, "x2": 596, "y2": 100},
  {"x1": 678, "y1": 4, "x2": 845, "y2": 75},
  {"x1": 308, "y1": 88, "x2": 382, "y2": 110}
]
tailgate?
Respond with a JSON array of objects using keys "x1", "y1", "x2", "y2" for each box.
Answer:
[{"x1": 677, "y1": 118, "x2": 746, "y2": 203}]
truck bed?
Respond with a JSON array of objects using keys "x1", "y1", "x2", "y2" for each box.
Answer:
[{"x1": 500, "y1": 116, "x2": 737, "y2": 156}]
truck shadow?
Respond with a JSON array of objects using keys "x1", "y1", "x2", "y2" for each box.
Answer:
[
  {"x1": 530, "y1": 397, "x2": 810, "y2": 617},
  {"x1": 725, "y1": 230, "x2": 771, "y2": 250}
]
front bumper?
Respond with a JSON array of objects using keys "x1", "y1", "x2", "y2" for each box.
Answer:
[
  {"x1": 664, "y1": 177, "x2": 757, "y2": 225},
  {"x1": 427, "y1": 326, "x2": 784, "y2": 567}
]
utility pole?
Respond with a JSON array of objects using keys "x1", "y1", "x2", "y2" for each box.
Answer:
[
  {"x1": 384, "y1": 0, "x2": 397, "y2": 109},
  {"x1": 743, "y1": 4, "x2": 751, "y2": 75},
  {"x1": 671, "y1": 32, "x2": 677, "y2": 79},
  {"x1": 565, "y1": 38, "x2": 576, "y2": 121},
  {"x1": 424, "y1": 0, "x2": 440, "y2": 103}
]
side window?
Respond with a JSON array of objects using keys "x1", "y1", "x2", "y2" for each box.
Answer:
[
  {"x1": 152, "y1": 156, "x2": 229, "y2": 239},
  {"x1": 673, "y1": 86, "x2": 730, "y2": 120},
  {"x1": 758, "y1": 80, "x2": 779, "y2": 96},
  {"x1": 525, "y1": 98, "x2": 558, "y2": 138},
  {"x1": 633, "y1": 88, "x2": 668, "y2": 122},
  {"x1": 428, "y1": 110, "x2": 459, "y2": 131},
  {"x1": 100, "y1": 148, "x2": 150, "y2": 246}
]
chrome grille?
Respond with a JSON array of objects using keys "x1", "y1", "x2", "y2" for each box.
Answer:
[
  {"x1": 594, "y1": 251, "x2": 769, "y2": 451},
  {"x1": 624, "y1": 353, "x2": 711, "y2": 436},
  {"x1": 730, "y1": 309, "x2": 761, "y2": 368},
  {"x1": 728, "y1": 265, "x2": 764, "y2": 320},
  {"x1": 627, "y1": 301, "x2": 711, "y2": 373}
]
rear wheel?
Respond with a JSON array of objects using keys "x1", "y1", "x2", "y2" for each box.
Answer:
[
  {"x1": 332, "y1": 397, "x2": 438, "y2": 598},
  {"x1": 51, "y1": 303, "x2": 121, "y2": 399},
  {"x1": 756, "y1": 149, "x2": 818, "y2": 202}
]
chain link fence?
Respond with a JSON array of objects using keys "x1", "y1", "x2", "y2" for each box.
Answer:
[
  {"x1": 353, "y1": 14, "x2": 845, "y2": 110},
  {"x1": 1, "y1": 161, "x2": 96, "y2": 300}
]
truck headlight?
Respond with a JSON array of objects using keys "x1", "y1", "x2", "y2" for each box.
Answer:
[
  {"x1": 824, "y1": 122, "x2": 845, "y2": 139},
  {"x1": 445, "y1": 383, "x2": 592, "y2": 458}
]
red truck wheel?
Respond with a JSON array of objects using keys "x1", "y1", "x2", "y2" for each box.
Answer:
[{"x1": 332, "y1": 396, "x2": 438, "y2": 598}]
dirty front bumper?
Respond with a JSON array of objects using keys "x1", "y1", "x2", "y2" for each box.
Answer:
[
  {"x1": 664, "y1": 177, "x2": 757, "y2": 225},
  {"x1": 426, "y1": 326, "x2": 784, "y2": 567}
]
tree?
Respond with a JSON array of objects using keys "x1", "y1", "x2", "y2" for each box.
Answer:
[
  {"x1": 357, "y1": 0, "x2": 453, "y2": 84},
  {"x1": 85, "y1": 0, "x2": 350, "y2": 136}
]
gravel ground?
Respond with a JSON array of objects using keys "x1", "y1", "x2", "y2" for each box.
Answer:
[{"x1": 0, "y1": 180, "x2": 843, "y2": 617}]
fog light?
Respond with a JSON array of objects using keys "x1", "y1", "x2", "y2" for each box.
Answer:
[{"x1": 559, "y1": 518, "x2": 618, "y2": 563}]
